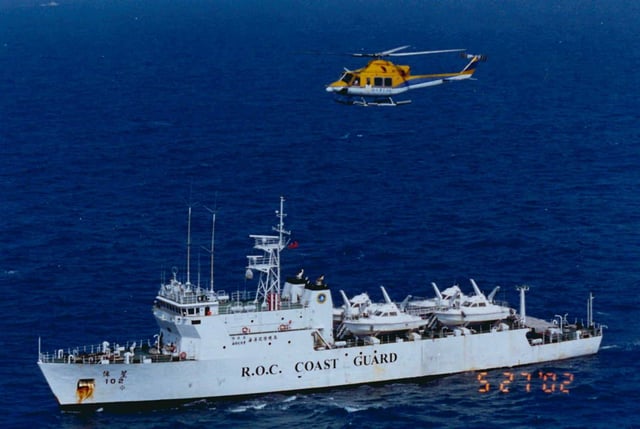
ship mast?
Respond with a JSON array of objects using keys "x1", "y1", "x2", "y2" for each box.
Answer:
[
  {"x1": 210, "y1": 211, "x2": 216, "y2": 293},
  {"x1": 246, "y1": 196, "x2": 290, "y2": 309},
  {"x1": 203, "y1": 207, "x2": 216, "y2": 293},
  {"x1": 186, "y1": 205, "x2": 192, "y2": 287}
]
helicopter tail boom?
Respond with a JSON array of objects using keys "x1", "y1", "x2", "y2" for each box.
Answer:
[{"x1": 405, "y1": 53, "x2": 486, "y2": 88}]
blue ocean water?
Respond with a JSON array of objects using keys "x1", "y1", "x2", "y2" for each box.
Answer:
[{"x1": 1, "y1": 0, "x2": 639, "y2": 427}]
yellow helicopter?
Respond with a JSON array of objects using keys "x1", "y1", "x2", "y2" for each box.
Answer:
[{"x1": 325, "y1": 46, "x2": 486, "y2": 106}]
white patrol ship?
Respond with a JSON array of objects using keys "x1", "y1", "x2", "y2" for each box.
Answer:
[{"x1": 38, "y1": 197, "x2": 604, "y2": 411}]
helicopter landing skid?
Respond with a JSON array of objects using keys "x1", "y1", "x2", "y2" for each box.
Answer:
[{"x1": 352, "y1": 97, "x2": 412, "y2": 107}]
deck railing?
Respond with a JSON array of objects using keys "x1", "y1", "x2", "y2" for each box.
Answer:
[{"x1": 39, "y1": 338, "x2": 158, "y2": 364}]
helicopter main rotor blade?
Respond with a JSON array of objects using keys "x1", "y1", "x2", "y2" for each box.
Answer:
[
  {"x1": 377, "y1": 45, "x2": 412, "y2": 56},
  {"x1": 351, "y1": 45, "x2": 411, "y2": 57},
  {"x1": 389, "y1": 48, "x2": 466, "y2": 57}
]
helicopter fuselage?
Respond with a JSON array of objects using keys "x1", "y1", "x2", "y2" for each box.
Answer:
[{"x1": 325, "y1": 59, "x2": 411, "y2": 96}]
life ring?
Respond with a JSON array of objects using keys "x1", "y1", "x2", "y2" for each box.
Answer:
[
  {"x1": 278, "y1": 324, "x2": 288, "y2": 331},
  {"x1": 242, "y1": 326, "x2": 250, "y2": 334},
  {"x1": 179, "y1": 351, "x2": 187, "y2": 360}
]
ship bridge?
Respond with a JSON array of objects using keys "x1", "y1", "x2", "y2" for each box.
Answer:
[{"x1": 154, "y1": 271, "x2": 226, "y2": 317}]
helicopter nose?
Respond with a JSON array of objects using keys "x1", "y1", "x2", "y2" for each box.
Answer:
[{"x1": 326, "y1": 85, "x2": 346, "y2": 94}]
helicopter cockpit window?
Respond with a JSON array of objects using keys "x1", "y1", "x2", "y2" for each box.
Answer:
[{"x1": 340, "y1": 73, "x2": 354, "y2": 84}]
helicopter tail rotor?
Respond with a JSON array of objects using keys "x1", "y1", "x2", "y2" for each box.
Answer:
[{"x1": 462, "y1": 53, "x2": 488, "y2": 62}]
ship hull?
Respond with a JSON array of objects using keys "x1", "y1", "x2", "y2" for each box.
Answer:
[{"x1": 39, "y1": 327, "x2": 602, "y2": 410}]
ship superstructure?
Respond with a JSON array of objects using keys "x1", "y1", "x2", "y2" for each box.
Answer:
[{"x1": 38, "y1": 197, "x2": 604, "y2": 410}]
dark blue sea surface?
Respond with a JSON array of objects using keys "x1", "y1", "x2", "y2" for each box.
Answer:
[{"x1": 1, "y1": 0, "x2": 639, "y2": 427}]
